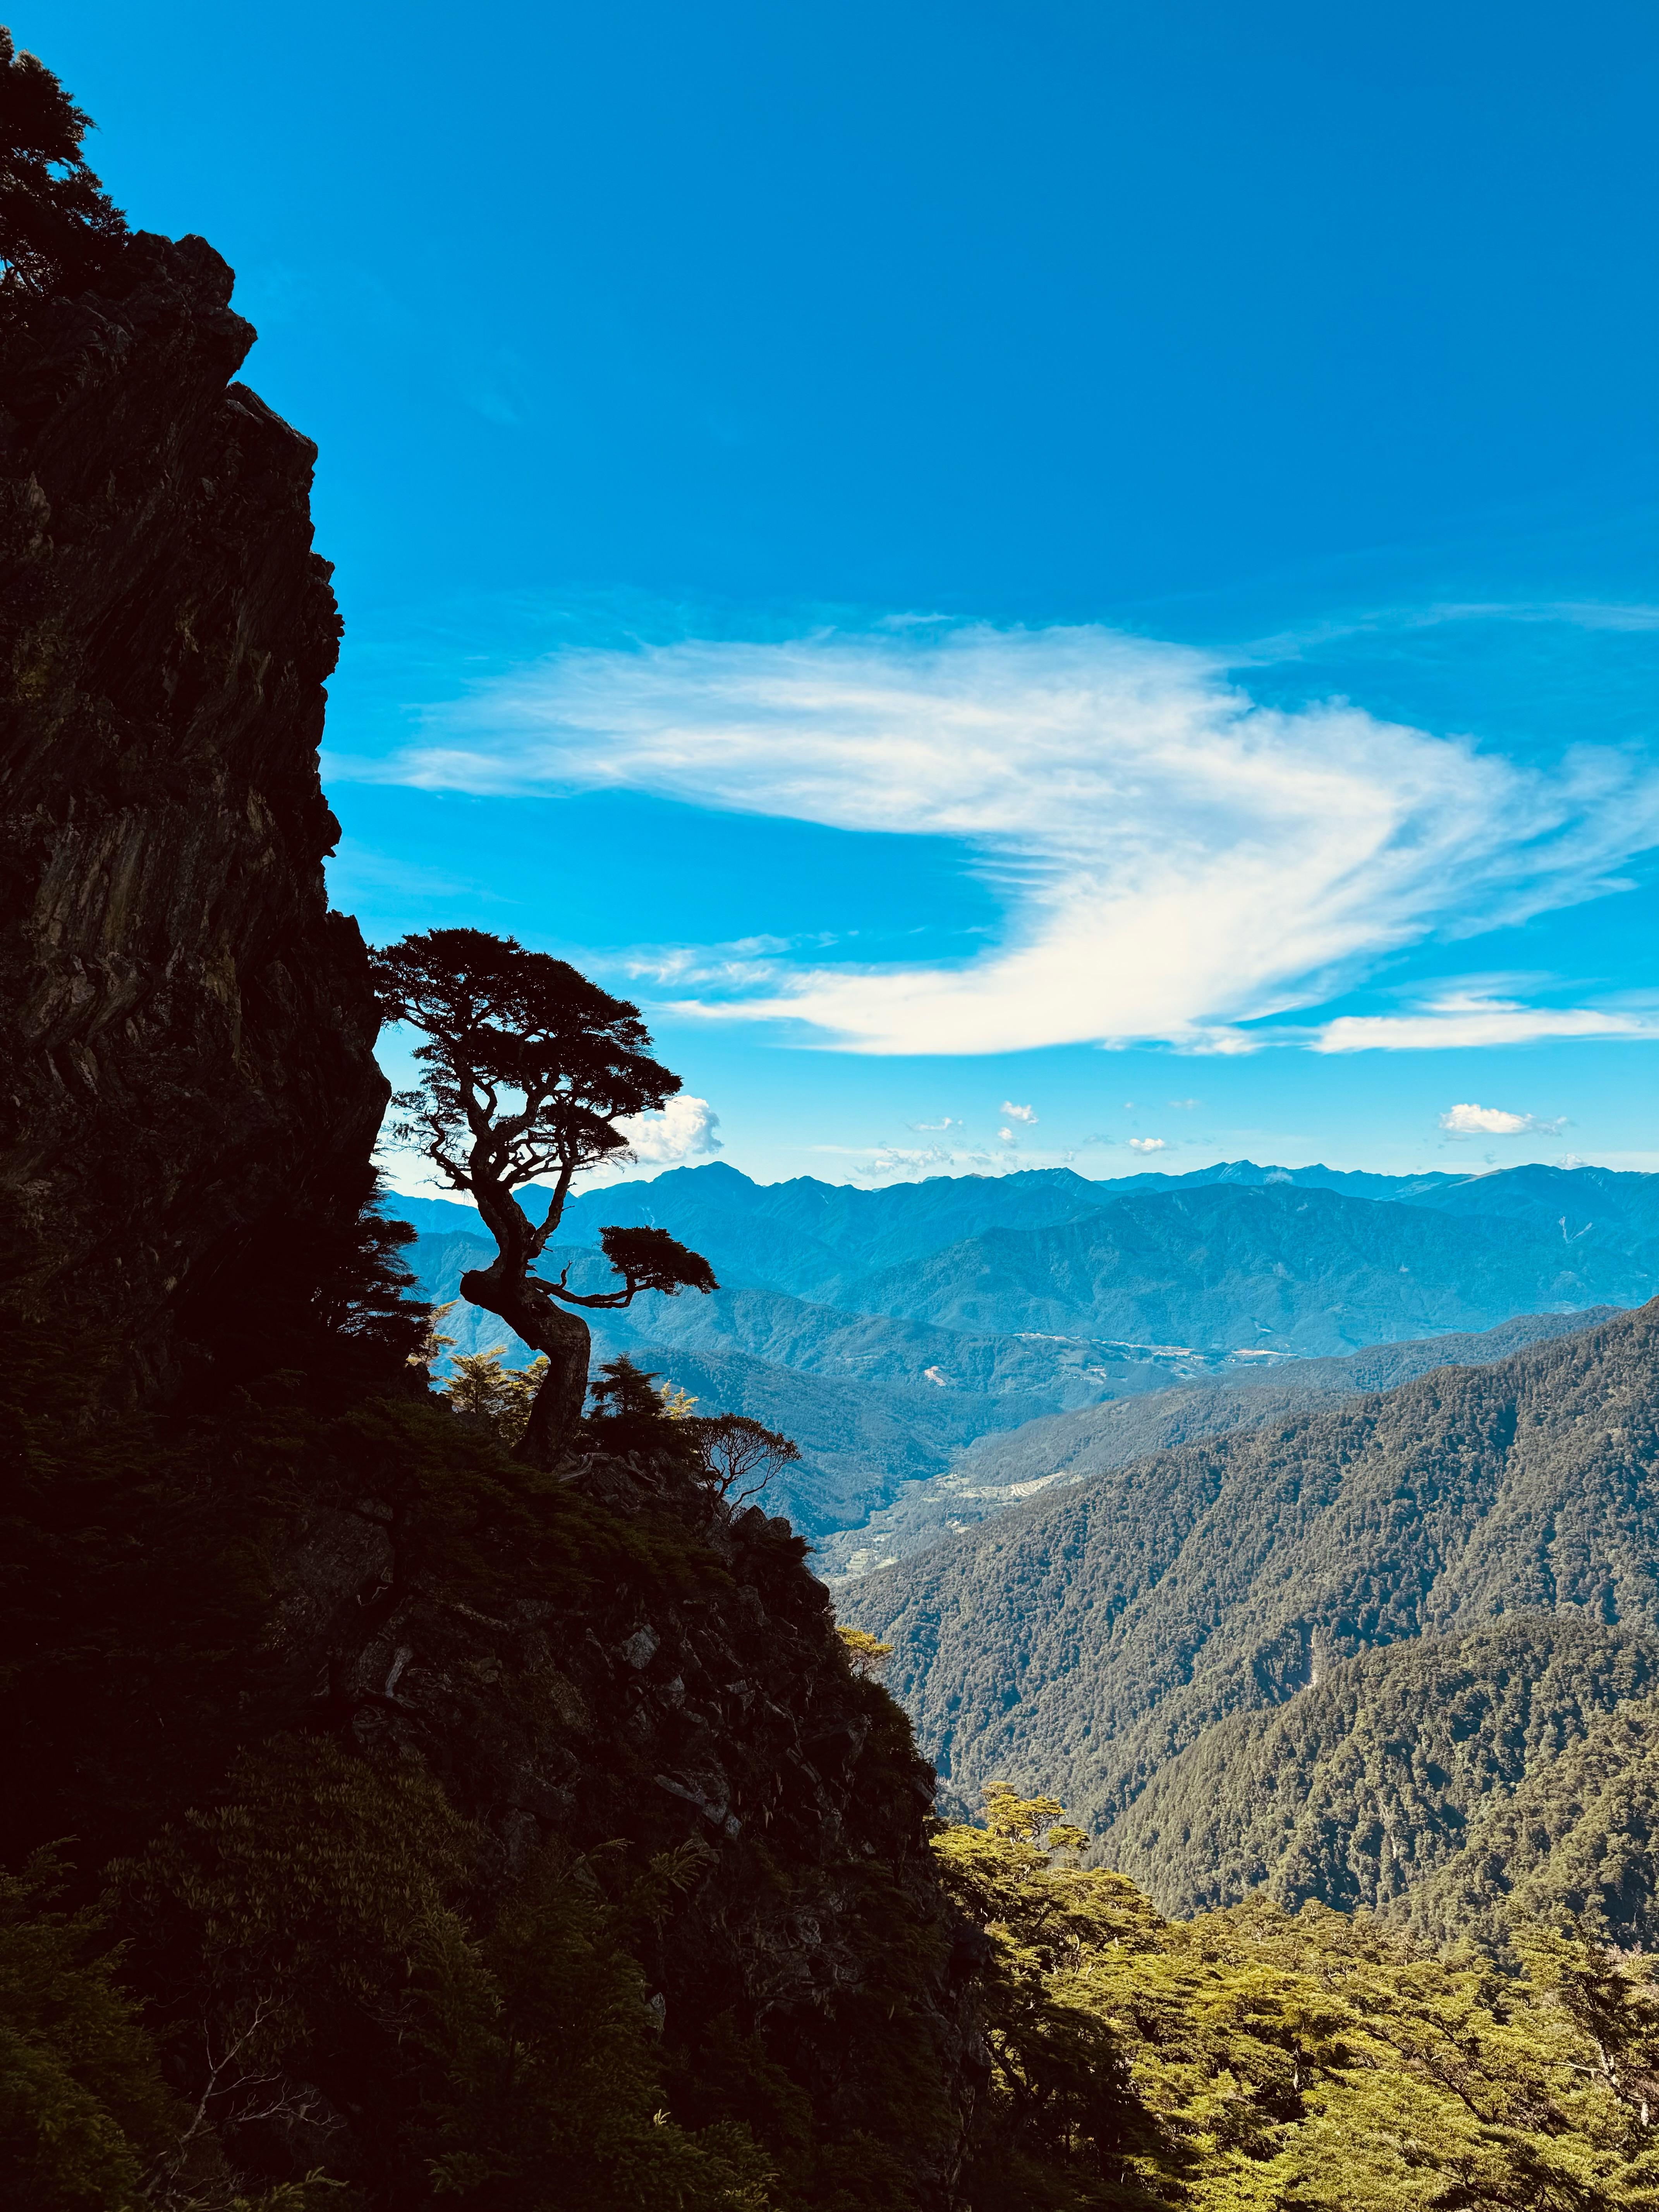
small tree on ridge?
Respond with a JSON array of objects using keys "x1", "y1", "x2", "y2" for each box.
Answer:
[{"x1": 689, "y1": 1413, "x2": 800, "y2": 1508}]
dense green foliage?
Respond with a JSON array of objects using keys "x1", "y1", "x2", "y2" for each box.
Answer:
[
  {"x1": 848, "y1": 1302, "x2": 1659, "y2": 1830},
  {"x1": 122, "y1": 1735, "x2": 776, "y2": 2210},
  {"x1": 1404, "y1": 1693, "x2": 1659, "y2": 1961},
  {"x1": 1102, "y1": 1615, "x2": 1659, "y2": 1933},
  {"x1": 936, "y1": 1802, "x2": 1659, "y2": 2209},
  {"x1": 0, "y1": 1314, "x2": 960, "y2": 2205},
  {"x1": 0, "y1": 1854, "x2": 176, "y2": 2211}
]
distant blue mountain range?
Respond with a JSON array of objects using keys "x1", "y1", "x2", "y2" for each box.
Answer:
[{"x1": 383, "y1": 1160, "x2": 1658, "y2": 1544}]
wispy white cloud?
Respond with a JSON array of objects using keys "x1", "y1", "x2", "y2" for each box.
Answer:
[
  {"x1": 344, "y1": 622, "x2": 1659, "y2": 1055},
  {"x1": 859, "y1": 1144, "x2": 967, "y2": 1181},
  {"x1": 1438, "y1": 1100, "x2": 1565, "y2": 1137},
  {"x1": 1315, "y1": 994, "x2": 1659, "y2": 1053}
]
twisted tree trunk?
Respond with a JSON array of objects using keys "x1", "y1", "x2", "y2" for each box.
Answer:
[
  {"x1": 458, "y1": 1168, "x2": 595, "y2": 1467},
  {"x1": 458, "y1": 1257, "x2": 592, "y2": 1467}
]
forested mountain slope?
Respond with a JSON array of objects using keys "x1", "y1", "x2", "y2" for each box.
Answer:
[
  {"x1": 1099, "y1": 1614, "x2": 1659, "y2": 1934},
  {"x1": 816, "y1": 1306, "x2": 1614, "y2": 1576},
  {"x1": 1402, "y1": 1691, "x2": 1659, "y2": 1956},
  {"x1": 843, "y1": 1300, "x2": 1659, "y2": 1828},
  {"x1": 1401, "y1": 1159, "x2": 1659, "y2": 1249}
]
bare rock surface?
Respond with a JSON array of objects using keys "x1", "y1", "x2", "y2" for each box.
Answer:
[{"x1": 0, "y1": 231, "x2": 385, "y2": 1383}]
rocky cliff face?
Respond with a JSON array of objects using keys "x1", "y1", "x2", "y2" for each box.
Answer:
[
  {"x1": 0, "y1": 230, "x2": 385, "y2": 1388},
  {"x1": 231, "y1": 1419, "x2": 983, "y2": 2200},
  {"x1": 0, "y1": 226, "x2": 986, "y2": 2206}
]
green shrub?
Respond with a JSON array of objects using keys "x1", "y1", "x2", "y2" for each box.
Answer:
[{"x1": 0, "y1": 1850, "x2": 176, "y2": 2211}]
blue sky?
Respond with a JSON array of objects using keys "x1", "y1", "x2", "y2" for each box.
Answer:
[{"x1": 36, "y1": 0, "x2": 1659, "y2": 1186}]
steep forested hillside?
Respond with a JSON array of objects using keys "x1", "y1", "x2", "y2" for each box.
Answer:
[
  {"x1": 1099, "y1": 1614, "x2": 1659, "y2": 1934},
  {"x1": 1403, "y1": 1693, "x2": 1659, "y2": 1958},
  {"x1": 844, "y1": 1301, "x2": 1659, "y2": 1829}
]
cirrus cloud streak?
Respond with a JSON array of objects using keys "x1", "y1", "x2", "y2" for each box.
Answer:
[{"x1": 344, "y1": 624, "x2": 1659, "y2": 1055}]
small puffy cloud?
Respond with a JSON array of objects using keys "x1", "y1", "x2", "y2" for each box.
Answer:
[
  {"x1": 1439, "y1": 1101, "x2": 1564, "y2": 1137},
  {"x1": 1001, "y1": 1101, "x2": 1038, "y2": 1124},
  {"x1": 614, "y1": 1094, "x2": 723, "y2": 1164},
  {"x1": 997, "y1": 1126, "x2": 1018, "y2": 1144},
  {"x1": 1128, "y1": 1136, "x2": 1167, "y2": 1154}
]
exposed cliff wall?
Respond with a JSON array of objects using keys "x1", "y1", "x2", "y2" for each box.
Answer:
[
  {"x1": 0, "y1": 214, "x2": 988, "y2": 2206},
  {"x1": 137, "y1": 1413, "x2": 984, "y2": 2202},
  {"x1": 0, "y1": 230, "x2": 385, "y2": 1389}
]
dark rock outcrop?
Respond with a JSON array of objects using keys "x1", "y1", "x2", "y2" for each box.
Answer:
[
  {"x1": 0, "y1": 227, "x2": 985, "y2": 2204},
  {"x1": 0, "y1": 230, "x2": 385, "y2": 1389},
  {"x1": 262, "y1": 1429, "x2": 981, "y2": 2197}
]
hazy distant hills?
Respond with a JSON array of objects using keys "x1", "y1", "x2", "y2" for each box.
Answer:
[
  {"x1": 833, "y1": 1180, "x2": 1650, "y2": 1349},
  {"x1": 380, "y1": 1158, "x2": 1401, "y2": 1295},
  {"x1": 812, "y1": 1306, "x2": 1615, "y2": 1576},
  {"x1": 388, "y1": 1158, "x2": 1657, "y2": 1547},
  {"x1": 842, "y1": 1299, "x2": 1659, "y2": 1832},
  {"x1": 404, "y1": 1232, "x2": 1240, "y2": 1536}
]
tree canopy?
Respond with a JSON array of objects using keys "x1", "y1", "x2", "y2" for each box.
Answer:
[
  {"x1": 374, "y1": 928, "x2": 681, "y2": 1203},
  {"x1": 0, "y1": 30, "x2": 127, "y2": 302},
  {"x1": 933, "y1": 1798, "x2": 1659, "y2": 2209}
]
